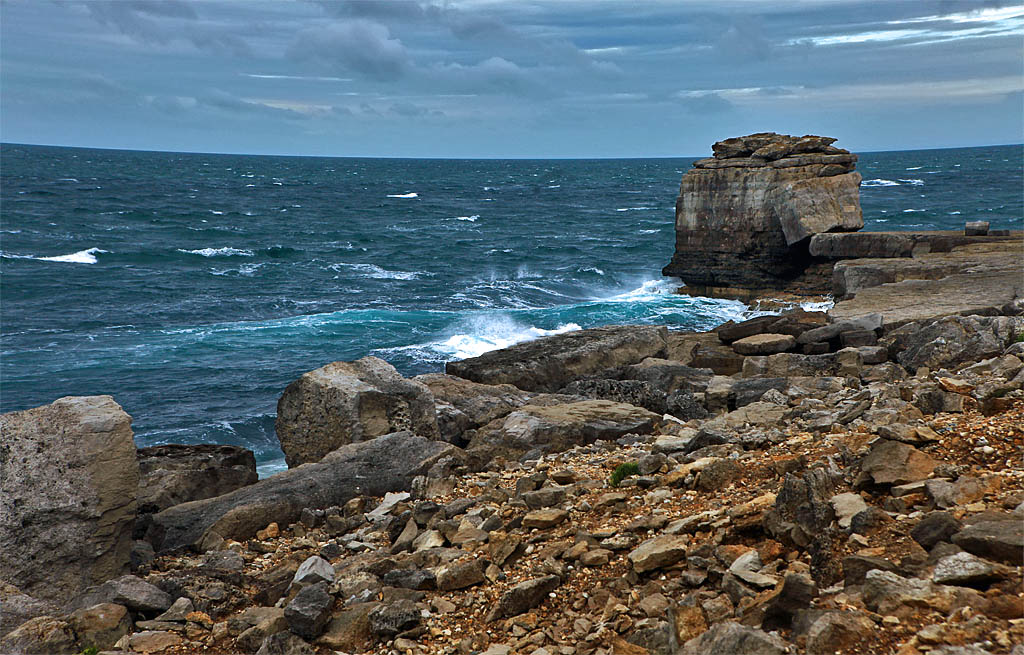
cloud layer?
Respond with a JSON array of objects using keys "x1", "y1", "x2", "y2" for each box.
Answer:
[{"x1": 2, "y1": 0, "x2": 1021, "y2": 156}]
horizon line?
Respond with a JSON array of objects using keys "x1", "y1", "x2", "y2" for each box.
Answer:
[{"x1": 2, "y1": 140, "x2": 1022, "y2": 161}]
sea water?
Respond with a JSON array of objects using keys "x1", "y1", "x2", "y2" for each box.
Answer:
[{"x1": 1, "y1": 143, "x2": 1020, "y2": 475}]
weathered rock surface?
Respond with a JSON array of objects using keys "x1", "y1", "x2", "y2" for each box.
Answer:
[
  {"x1": 488, "y1": 575, "x2": 560, "y2": 620},
  {"x1": 467, "y1": 400, "x2": 658, "y2": 462},
  {"x1": 679, "y1": 621, "x2": 789, "y2": 655},
  {"x1": 413, "y1": 373, "x2": 536, "y2": 444},
  {"x1": 146, "y1": 432, "x2": 461, "y2": 552},
  {"x1": 952, "y1": 519, "x2": 1024, "y2": 565},
  {"x1": 0, "y1": 396, "x2": 139, "y2": 604},
  {"x1": 883, "y1": 314, "x2": 1024, "y2": 372},
  {"x1": 276, "y1": 356, "x2": 439, "y2": 467},
  {"x1": 67, "y1": 603, "x2": 132, "y2": 650},
  {"x1": 68, "y1": 574, "x2": 172, "y2": 615},
  {"x1": 0, "y1": 616, "x2": 77, "y2": 655},
  {"x1": 664, "y1": 133, "x2": 861, "y2": 295},
  {"x1": 446, "y1": 325, "x2": 668, "y2": 392},
  {"x1": 136, "y1": 443, "x2": 257, "y2": 513},
  {"x1": 732, "y1": 333, "x2": 796, "y2": 355}
]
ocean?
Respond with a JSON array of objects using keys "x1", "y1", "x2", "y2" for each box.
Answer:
[{"x1": 1, "y1": 143, "x2": 1020, "y2": 476}]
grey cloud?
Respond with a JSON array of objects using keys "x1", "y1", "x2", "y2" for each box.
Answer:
[
  {"x1": 288, "y1": 20, "x2": 410, "y2": 81},
  {"x1": 389, "y1": 101, "x2": 443, "y2": 117},
  {"x1": 676, "y1": 92, "x2": 734, "y2": 114},
  {"x1": 81, "y1": 0, "x2": 251, "y2": 57}
]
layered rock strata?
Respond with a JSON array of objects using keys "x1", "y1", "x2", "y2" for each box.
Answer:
[{"x1": 663, "y1": 132, "x2": 862, "y2": 296}]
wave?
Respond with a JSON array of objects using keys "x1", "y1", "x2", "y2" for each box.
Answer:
[
  {"x1": 2, "y1": 247, "x2": 109, "y2": 264},
  {"x1": 387, "y1": 192, "x2": 418, "y2": 198},
  {"x1": 902, "y1": 209, "x2": 925, "y2": 213},
  {"x1": 861, "y1": 179, "x2": 900, "y2": 187},
  {"x1": 616, "y1": 207, "x2": 656, "y2": 212},
  {"x1": 331, "y1": 262, "x2": 420, "y2": 280},
  {"x1": 904, "y1": 166, "x2": 923, "y2": 170},
  {"x1": 178, "y1": 247, "x2": 255, "y2": 257},
  {"x1": 454, "y1": 215, "x2": 480, "y2": 222},
  {"x1": 898, "y1": 179, "x2": 924, "y2": 186}
]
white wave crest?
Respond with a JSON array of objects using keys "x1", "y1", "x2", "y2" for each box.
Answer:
[
  {"x1": 861, "y1": 179, "x2": 900, "y2": 187},
  {"x1": 432, "y1": 315, "x2": 582, "y2": 360},
  {"x1": 178, "y1": 247, "x2": 255, "y2": 257},
  {"x1": 332, "y1": 262, "x2": 420, "y2": 280},
  {"x1": 387, "y1": 192, "x2": 418, "y2": 198},
  {"x1": 32, "y1": 248, "x2": 109, "y2": 264},
  {"x1": 454, "y1": 215, "x2": 480, "y2": 222},
  {"x1": 898, "y1": 178, "x2": 924, "y2": 185},
  {"x1": 902, "y1": 209, "x2": 925, "y2": 213},
  {"x1": 605, "y1": 278, "x2": 681, "y2": 301},
  {"x1": 616, "y1": 206, "x2": 655, "y2": 212}
]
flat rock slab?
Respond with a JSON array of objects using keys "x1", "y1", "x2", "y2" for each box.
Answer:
[
  {"x1": 628, "y1": 534, "x2": 689, "y2": 573},
  {"x1": 732, "y1": 333, "x2": 797, "y2": 355},
  {"x1": 146, "y1": 432, "x2": 461, "y2": 552},
  {"x1": 952, "y1": 519, "x2": 1024, "y2": 565},
  {"x1": 446, "y1": 325, "x2": 668, "y2": 393},
  {"x1": 137, "y1": 444, "x2": 257, "y2": 513}
]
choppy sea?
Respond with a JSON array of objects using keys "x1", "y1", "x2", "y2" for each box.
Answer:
[{"x1": 2, "y1": 143, "x2": 1020, "y2": 475}]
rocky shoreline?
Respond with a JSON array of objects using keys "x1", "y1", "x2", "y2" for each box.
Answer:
[{"x1": 2, "y1": 134, "x2": 1022, "y2": 655}]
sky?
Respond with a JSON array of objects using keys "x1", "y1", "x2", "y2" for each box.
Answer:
[{"x1": 1, "y1": 0, "x2": 1022, "y2": 158}]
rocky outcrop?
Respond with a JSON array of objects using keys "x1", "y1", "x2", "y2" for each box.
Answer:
[
  {"x1": 446, "y1": 325, "x2": 668, "y2": 392},
  {"x1": 276, "y1": 356, "x2": 439, "y2": 467},
  {"x1": 145, "y1": 431, "x2": 461, "y2": 553},
  {"x1": 467, "y1": 400, "x2": 659, "y2": 463},
  {"x1": 137, "y1": 444, "x2": 258, "y2": 514},
  {"x1": 663, "y1": 132, "x2": 862, "y2": 296},
  {"x1": 0, "y1": 396, "x2": 139, "y2": 604}
]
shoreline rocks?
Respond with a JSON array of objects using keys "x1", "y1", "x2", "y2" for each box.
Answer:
[{"x1": 0, "y1": 396, "x2": 139, "y2": 604}]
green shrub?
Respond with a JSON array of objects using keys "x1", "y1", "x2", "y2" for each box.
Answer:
[
  {"x1": 79, "y1": 648, "x2": 99, "y2": 655},
  {"x1": 609, "y1": 462, "x2": 639, "y2": 487}
]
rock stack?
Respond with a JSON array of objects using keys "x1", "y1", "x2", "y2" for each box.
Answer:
[{"x1": 662, "y1": 132, "x2": 863, "y2": 298}]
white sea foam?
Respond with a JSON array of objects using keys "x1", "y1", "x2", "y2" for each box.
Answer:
[
  {"x1": 332, "y1": 262, "x2": 420, "y2": 280},
  {"x1": 902, "y1": 209, "x2": 925, "y2": 213},
  {"x1": 454, "y1": 215, "x2": 480, "y2": 222},
  {"x1": 387, "y1": 192, "x2": 419, "y2": 198},
  {"x1": 178, "y1": 247, "x2": 255, "y2": 257},
  {"x1": 639, "y1": 229, "x2": 659, "y2": 234},
  {"x1": 905, "y1": 166, "x2": 923, "y2": 170},
  {"x1": 431, "y1": 315, "x2": 582, "y2": 360},
  {"x1": 57, "y1": 177, "x2": 80, "y2": 182},
  {"x1": 35, "y1": 248, "x2": 109, "y2": 264},
  {"x1": 209, "y1": 210, "x2": 225, "y2": 215},
  {"x1": 616, "y1": 207, "x2": 655, "y2": 212},
  {"x1": 861, "y1": 179, "x2": 900, "y2": 187},
  {"x1": 898, "y1": 178, "x2": 925, "y2": 185}
]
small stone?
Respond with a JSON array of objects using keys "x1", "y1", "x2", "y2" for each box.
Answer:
[
  {"x1": 155, "y1": 597, "x2": 195, "y2": 622},
  {"x1": 292, "y1": 555, "x2": 334, "y2": 585},
  {"x1": 522, "y1": 509, "x2": 569, "y2": 529},
  {"x1": 130, "y1": 630, "x2": 183, "y2": 653},
  {"x1": 628, "y1": 535, "x2": 689, "y2": 573},
  {"x1": 830, "y1": 492, "x2": 868, "y2": 530},
  {"x1": 488, "y1": 575, "x2": 560, "y2": 620},
  {"x1": 256, "y1": 522, "x2": 280, "y2": 540},
  {"x1": 911, "y1": 511, "x2": 963, "y2": 550},
  {"x1": 580, "y1": 549, "x2": 612, "y2": 566},
  {"x1": 436, "y1": 559, "x2": 485, "y2": 591},
  {"x1": 284, "y1": 582, "x2": 332, "y2": 640},
  {"x1": 732, "y1": 333, "x2": 797, "y2": 355},
  {"x1": 368, "y1": 599, "x2": 421, "y2": 637},
  {"x1": 68, "y1": 603, "x2": 133, "y2": 650},
  {"x1": 952, "y1": 519, "x2": 1024, "y2": 564},
  {"x1": 932, "y1": 551, "x2": 1001, "y2": 585}
]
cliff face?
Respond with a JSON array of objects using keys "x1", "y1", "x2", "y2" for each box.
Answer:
[{"x1": 663, "y1": 133, "x2": 863, "y2": 297}]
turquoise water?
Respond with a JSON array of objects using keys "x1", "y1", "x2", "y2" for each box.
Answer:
[{"x1": 2, "y1": 143, "x2": 1020, "y2": 475}]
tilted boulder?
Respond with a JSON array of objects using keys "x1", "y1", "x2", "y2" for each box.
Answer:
[
  {"x1": 276, "y1": 356, "x2": 439, "y2": 467},
  {"x1": 883, "y1": 315, "x2": 1024, "y2": 372},
  {"x1": 146, "y1": 432, "x2": 461, "y2": 552},
  {"x1": 467, "y1": 400, "x2": 659, "y2": 463},
  {"x1": 663, "y1": 133, "x2": 862, "y2": 295},
  {"x1": 137, "y1": 444, "x2": 257, "y2": 513},
  {"x1": 0, "y1": 396, "x2": 139, "y2": 604},
  {"x1": 445, "y1": 325, "x2": 668, "y2": 392}
]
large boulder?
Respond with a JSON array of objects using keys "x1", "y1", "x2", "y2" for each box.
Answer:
[
  {"x1": 663, "y1": 133, "x2": 861, "y2": 296},
  {"x1": 883, "y1": 315, "x2": 1024, "y2": 372},
  {"x1": 467, "y1": 400, "x2": 659, "y2": 463},
  {"x1": 145, "y1": 432, "x2": 461, "y2": 552},
  {"x1": 445, "y1": 325, "x2": 668, "y2": 393},
  {"x1": 0, "y1": 396, "x2": 139, "y2": 604},
  {"x1": 276, "y1": 356, "x2": 439, "y2": 467},
  {"x1": 136, "y1": 444, "x2": 257, "y2": 513},
  {"x1": 413, "y1": 373, "x2": 535, "y2": 443}
]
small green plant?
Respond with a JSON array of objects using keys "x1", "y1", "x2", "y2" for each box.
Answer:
[
  {"x1": 609, "y1": 462, "x2": 639, "y2": 487},
  {"x1": 78, "y1": 647, "x2": 99, "y2": 655}
]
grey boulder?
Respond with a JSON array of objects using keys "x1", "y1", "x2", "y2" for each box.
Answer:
[{"x1": 276, "y1": 356, "x2": 439, "y2": 467}]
